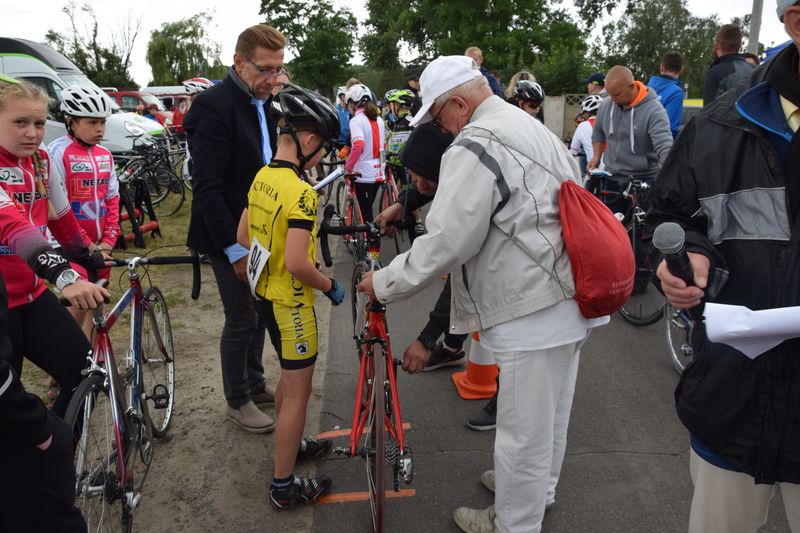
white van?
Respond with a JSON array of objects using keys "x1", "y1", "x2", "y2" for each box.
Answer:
[{"x1": 0, "y1": 37, "x2": 164, "y2": 153}]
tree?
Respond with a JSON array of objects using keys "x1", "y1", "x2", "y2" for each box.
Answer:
[
  {"x1": 45, "y1": 1, "x2": 140, "y2": 88},
  {"x1": 260, "y1": 0, "x2": 357, "y2": 94},
  {"x1": 360, "y1": 0, "x2": 591, "y2": 94},
  {"x1": 146, "y1": 12, "x2": 223, "y2": 85},
  {"x1": 599, "y1": 0, "x2": 719, "y2": 97}
]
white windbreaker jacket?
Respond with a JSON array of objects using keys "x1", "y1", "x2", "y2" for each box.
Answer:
[{"x1": 372, "y1": 95, "x2": 582, "y2": 333}]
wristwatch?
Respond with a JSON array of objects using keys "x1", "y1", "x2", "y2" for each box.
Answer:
[{"x1": 55, "y1": 269, "x2": 81, "y2": 292}]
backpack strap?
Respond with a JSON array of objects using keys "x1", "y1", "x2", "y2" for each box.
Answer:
[{"x1": 453, "y1": 136, "x2": 570, "y2": 296}]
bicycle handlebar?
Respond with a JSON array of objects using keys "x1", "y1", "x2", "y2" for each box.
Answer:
[{"x1": 107, "y1": 251, "x2": 202, "y2": 300}]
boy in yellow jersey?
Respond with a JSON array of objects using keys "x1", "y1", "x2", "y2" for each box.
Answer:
[{"x1": 237, "y1": 83, "x2": 344, "y2": 510}]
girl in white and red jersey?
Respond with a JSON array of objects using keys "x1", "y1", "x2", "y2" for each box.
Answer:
[
  {"x1": 0, "y1": 77, "x2": 108, "y2": 417},
  {"x1": 48, "y1": 85, "x2": 119, "y2": 334},
  {"x1": 344, "y1": 84, "x2": 385, "y2": 223}
]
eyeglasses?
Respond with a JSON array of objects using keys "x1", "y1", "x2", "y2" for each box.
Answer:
[
  {"x1": 431, "y1": 98, "x2": 451, "y2": 129},
  {"x1": 244, "y1": 55, "x2": 287, "y2": 78}
]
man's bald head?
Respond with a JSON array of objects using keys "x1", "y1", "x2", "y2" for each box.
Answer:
[
  {"x1": 605, "y1": 66, "x2": 639, "y2": 108},
  {"x1": 606, "y1": 66, "x2": 634, "y2": 86}
]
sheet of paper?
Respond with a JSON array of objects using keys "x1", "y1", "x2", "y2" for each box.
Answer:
[
  {"x1": 313, "y1": 167, "x2": 343, "y2": 191},
  {"x1": 704, "y1": 302, "x2": 800, "y2": 359}
]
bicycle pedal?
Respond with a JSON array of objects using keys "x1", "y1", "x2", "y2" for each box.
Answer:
[{"x1": 332, "y1": 446, "x2": 352, "y2": 457}]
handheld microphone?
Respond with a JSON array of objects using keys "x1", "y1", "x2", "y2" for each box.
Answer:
[{"x1": 652, "y1": 222, "x2": 694, "y2": 286}]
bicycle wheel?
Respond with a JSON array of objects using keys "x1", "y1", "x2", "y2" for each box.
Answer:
[
  {"x1": 351, "y1": 262, "x2": 368, "y2": 337},
  {"x1": 618, "y1": 218, "x2": 666, "y2": 326},
  {"x1": 364, "y1": 343, "x2": 386, "y2": 532},
  {"x1": 666, "y1": 305, "x2": 694, "y2": 373},
  {"x1": 140, "y1": 287, "x2": 175, "y2": 437},
  {"x1": 344, "y1": 196, "x2": 366, "y2": 257},
  {"x1": 150, "y1": 170, "x2": 186, "y2": 217},
  {"x1": 65, "y1": 374, "x2": 132, "y2": 533},
  {"x1": 378, "y1": 183, "x2": 401, "y2": 255},
  {"x1": 334, "y1": 181, "x2": 347, "y2": 217}
]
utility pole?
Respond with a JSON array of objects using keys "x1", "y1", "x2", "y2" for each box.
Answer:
[{"x1": 748, "y1": 0, "x2": 763, "y2": 55}]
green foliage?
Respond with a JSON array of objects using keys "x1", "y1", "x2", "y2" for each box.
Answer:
[
  {"x1": 599, "y1": 0, "x2": 719, "y2": 97},
  {"x1": 45, "y1": 1, "x2": 139, "y2": 89},
  {"x1": 260, "y1": 0, "x2": 357, "y2": 95},
  {"x1": 360, "y1": 0, "x2": 592, "y2": 95},
  {"x1": 146, "y1": 12, "x2": 222, "y2": 85}
]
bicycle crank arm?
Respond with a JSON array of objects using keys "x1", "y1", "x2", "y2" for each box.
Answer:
[{"x1": 332, "y1": 446, "x2": 352, "y2": 457}]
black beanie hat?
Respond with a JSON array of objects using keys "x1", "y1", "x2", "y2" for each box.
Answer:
[{"x1": 399, "y1": 123, "x2": 454, "y2": 183}]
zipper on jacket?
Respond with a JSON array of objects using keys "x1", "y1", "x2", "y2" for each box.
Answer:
[
  {"x1": 88, "y1": 146, "x2": 102, "y2": 239},
  {"x1": 461, "y1": 264, "x2": 483, "y2": 330},
  {"x1": 17, "y1": 158, "x2": 39, "y2": 301}
]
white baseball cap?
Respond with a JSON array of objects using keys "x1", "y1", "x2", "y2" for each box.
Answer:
[
  {"x1": 408, "y1": 55, "x2": 483, "y2": 127},
  {"x1": 777, "y1": 0, "x2": 798, "y2": 20}
]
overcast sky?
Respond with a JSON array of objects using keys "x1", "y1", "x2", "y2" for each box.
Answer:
[{"x1": 1, "y1": 0, "x2": 791, "y2": 87}]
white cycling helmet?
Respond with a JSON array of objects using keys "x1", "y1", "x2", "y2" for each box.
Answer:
[
  {"x1": 183, "y1": 77, "x2": 214, "y2": 95},
  {"x1": 345, "y1": 83, "x2": 371, "y2": 106},
  {"x1": 580, "y1": 95, "x2": 602, "y2": 114},
  {"x1": 60, "y1": 85, "x2": 112, "y2": 118}
]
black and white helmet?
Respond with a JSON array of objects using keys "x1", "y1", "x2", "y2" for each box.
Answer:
[
  {"x1": 60, "y1": 85, "x2": 112, "y2": 118},
  {"x1": 514, "y1": 80, "x2": 544, "y2": 104},
  {"x1": 580, "y1": 95, "x2": 602, "y2": 114},
  {"x1": 345, "y1": 83, "x2": 371, "y2": 106},
  {"x1": 183, "y1": 77, "x2": 214, "y2": 95},
  {"x1": 278, "y1": 83, "x2": 341, "y2": 142}
]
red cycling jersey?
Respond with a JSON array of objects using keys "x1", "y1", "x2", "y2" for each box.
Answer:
[
  {"x1": 0, "y1": 146, "x2": 92, "y2": 308},
  {"x1": 47, "y1": 135, "x2": 120, "y2": 248}
]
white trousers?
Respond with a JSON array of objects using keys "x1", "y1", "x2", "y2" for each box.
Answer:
[
  {"x1": 689, "y1": 449, "x2": 800, "y2": 533},
  {"x1": 493, "y1": 339, "x2": 583, "y2": 533}
]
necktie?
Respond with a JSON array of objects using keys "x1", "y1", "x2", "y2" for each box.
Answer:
[{"x1": 252, "y1": 97, "x2": 273, "y2": 165}]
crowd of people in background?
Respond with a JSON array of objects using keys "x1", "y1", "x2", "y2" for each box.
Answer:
[{"x1": 2, "y1": 1, "x2": 800, "y2": 531}]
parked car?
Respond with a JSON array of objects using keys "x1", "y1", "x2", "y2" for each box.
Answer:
[
  {"x1": 0, "y1": 37, "x2": 164, "y2": 152},
  {"x1": 105, "y1": 90, "x2": 173, "y2": 127}
]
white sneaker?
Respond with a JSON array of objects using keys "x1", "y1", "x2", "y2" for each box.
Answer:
[
  {"x1": 453, "y1": 505, "x2": 499, "y2": 533},
  {"x1": 226, "y1": 401, "x2": 275, "y2": 433}
]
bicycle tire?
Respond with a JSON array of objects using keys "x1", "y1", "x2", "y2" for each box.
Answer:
[
  {"x1": 666, "y1": 305, "x2": 694, "y2": 373},
  {"x1": 618, "y1": 219, "x2": 666, "y2": 326},
  {"x1": 140, "y1": 287, "x2": 175, "y2": 437},
  {"x1": 365, "y1": 343, "x2": 386, "y2": 533},
  {"x1": 334, "y1": 180, "x2": 347, "y2": 218},
  {"x1": 378, "y1": 183, "x2": 401, "y2": 255},
  {"x1": 151, "y1": 170, "x2": 186, "y2": 217},
  {"x1": 344, "y1": 196, "x2": 366, "y2": 258},
  {"x1": 351, "y1": 262, "x2": 368, "y2": 338},
  {"x1": 65, "y1": 374, "x2": 133, "y2": 533}
]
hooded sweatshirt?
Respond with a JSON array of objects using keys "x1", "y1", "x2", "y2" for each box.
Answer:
[
  {"x1": 648, "y1": 74, "x2": 684, "y2": 138},
  {"x1": 592, "y1": 81, "x2": 673, "y2": 177}
]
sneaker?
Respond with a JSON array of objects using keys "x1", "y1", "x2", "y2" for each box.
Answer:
[
  {"x1": 480, "y1": 470, "x2": 495, "y2": 493},
  {"x1": 479, "y1": 470, "x2": 553, "y2": 509},
  {"x1": 251, "y1": 385, "x2": 276, "y2": 406},
  {"x1": 269, "y1": 475, "x2": 332, "y2": 510},
  {"x1": 467, "y1": 397, "x2": 497, "y2": 431},
  {"x1": 453, "y1": 505, "x2": 499, "y2": 533},
  {"x1": 423, "y1": 342, "x2": 466, "y2": 372},
  {"x1": 297, "y1": 437, "x2": 332, "y2": 460},
  {"x1": 414, "y1": 220, "x2": 427, "y2": 235},
  {"x1": 226, "y1": 401, "x2": 275, "y2": 433}
]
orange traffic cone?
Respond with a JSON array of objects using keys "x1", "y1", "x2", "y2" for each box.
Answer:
[{"x1": 452, "y1": 332, "x2": 498, "y2": 400}]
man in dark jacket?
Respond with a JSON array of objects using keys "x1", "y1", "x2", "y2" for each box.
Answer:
[
  {"x1": 651, "y1": 1, "x2": 800, "y2": 530},
  {"x1": 648, "y1": 51, "x2": 685, "y2": 138},
  {"x1": 703, "y1": 23, "x2": 756, "y2": 106},
  {"x1": 184, "y1": 24, "x2": 285, "y2": 433},
  {"x1": 0, "y1": 272, "x2": 86, "y2": 532}
]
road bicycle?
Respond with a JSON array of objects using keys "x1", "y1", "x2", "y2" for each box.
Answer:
[
  {"x1": 331, "y1": 172, "x2": 368, "y2": 258},
  {"x1": 665, "y1": 305, "x2": 694, "y2": 373},
  {"x1": 590, "y1": 171, "x2": 666, "y2": 326},
  {"x1": 318, "y1": 205, "x2": 414, "y2": 532},
  {"x1": 64, "y1": 252, "x2": 201, "y2": 532},
  {"x1": 115, "y1": 137, "x2": 186, "y2": 218}
]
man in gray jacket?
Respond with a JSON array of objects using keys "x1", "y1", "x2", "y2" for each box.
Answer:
[
  {"x1": 587, "y1": 65, "x2": 673, "y2": 187},
  {"x1": 357, "y1": 55, "x2": 608, "y2": 533}
]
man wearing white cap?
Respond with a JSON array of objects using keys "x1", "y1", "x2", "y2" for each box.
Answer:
[
  {"x1": 652, "y1": 1, "x2": 800, "y2": 531},
  {"x1": 357, "y1": 55, "x2": 608, "y2": 532}
]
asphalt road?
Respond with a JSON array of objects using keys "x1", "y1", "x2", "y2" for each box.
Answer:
[{"x1": 308, "y1": 235, "x2": 791, "y2": 533}]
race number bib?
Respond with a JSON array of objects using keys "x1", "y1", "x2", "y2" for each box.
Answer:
[{"x1": 247, "y1": 236, "x2": 271, "y2": 298}]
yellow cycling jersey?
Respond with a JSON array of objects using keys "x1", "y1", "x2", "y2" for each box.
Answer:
[{"x1": 247, "y1": 160, "x2": 318, "y2": 307}]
